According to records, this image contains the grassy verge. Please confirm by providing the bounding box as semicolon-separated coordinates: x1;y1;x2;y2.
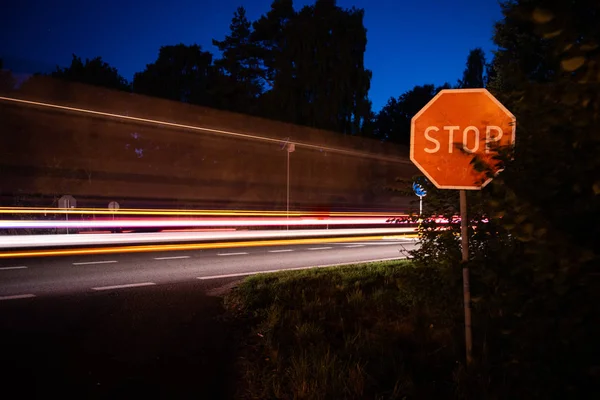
225;261;464;399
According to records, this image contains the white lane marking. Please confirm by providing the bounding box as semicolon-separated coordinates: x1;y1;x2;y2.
0;266;28;270
344;245;365;248
73;260;118;266
154;256;190;260
0;294;36;301
92;282;156;291
307;247;333;250
268;249;293;253
217;252;248;256
197;256;407;281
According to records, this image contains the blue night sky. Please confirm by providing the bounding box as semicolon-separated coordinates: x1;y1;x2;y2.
0;0;503;112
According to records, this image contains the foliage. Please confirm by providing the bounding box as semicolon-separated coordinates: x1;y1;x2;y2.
457;48;487;88
51;54;130;92
372;45;485;147
250;0;374;134
132;43;217;106
225;261;462;399
0;58;16;92
372;83;450;146
409;0;600;397
212;6;264;114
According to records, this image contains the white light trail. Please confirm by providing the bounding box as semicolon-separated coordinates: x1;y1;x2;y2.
0;217;410;229
0;228;417;249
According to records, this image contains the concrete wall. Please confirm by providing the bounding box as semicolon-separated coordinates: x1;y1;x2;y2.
0;78;419;211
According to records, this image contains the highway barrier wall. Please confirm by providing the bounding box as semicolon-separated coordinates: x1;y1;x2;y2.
0;77;419;211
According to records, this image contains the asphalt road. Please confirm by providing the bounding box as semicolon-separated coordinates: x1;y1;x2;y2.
0;238;418;299
0;238;418;398
0;278;246;398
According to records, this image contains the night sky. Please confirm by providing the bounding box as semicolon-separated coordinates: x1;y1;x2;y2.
0;0;502;111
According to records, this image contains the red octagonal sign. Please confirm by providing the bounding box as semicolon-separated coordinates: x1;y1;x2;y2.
410;89;516;190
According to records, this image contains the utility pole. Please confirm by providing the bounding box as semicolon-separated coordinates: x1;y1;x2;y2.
286;142;295;230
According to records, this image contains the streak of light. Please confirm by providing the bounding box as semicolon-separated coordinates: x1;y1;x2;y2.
0;217;411;229
0;206;408;217
0;235;417;259
80;228;238;234
0;96;412;164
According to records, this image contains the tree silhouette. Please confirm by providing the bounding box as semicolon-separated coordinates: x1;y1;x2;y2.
457;47;486;88
212;6;263;114
252;0;372;134
372;83;450;146
0;58;16;92
410;0;600;395
51;54;130;91
132;44;217;106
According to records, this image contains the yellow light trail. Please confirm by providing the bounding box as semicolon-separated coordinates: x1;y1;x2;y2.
0;234;418;259
0;96;412;165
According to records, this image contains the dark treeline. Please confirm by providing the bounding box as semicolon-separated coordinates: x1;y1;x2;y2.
0;0;486;146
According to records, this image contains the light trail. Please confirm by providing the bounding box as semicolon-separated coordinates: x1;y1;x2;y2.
0;234;417;259
0;206;407;217
0;216;412;229
0;96;412;165
0;228;417;249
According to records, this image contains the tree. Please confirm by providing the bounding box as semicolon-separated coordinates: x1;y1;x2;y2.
292;0;372;134
132;44;217;106
0;58;16;92
51;54;130;91
252;0;372;135
372;83;450;146
457;47;487;88
251;0;296;90
212;6;263;114
410;0;599;396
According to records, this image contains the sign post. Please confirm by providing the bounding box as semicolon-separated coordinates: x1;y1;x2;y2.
108;201;120;220
412;181;427;216
410;89;516;366
281;140;295;230
58;195;76;234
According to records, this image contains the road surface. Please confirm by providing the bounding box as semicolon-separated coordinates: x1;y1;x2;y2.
0;238;418;299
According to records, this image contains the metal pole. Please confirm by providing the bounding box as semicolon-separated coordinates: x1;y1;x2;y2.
66;201;69;235
419;196;423;216
286;148;290;230
460;189;473;365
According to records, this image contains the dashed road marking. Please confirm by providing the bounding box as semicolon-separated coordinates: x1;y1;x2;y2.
217;252;248;256
0;294;36;301
307;247;333;250
344;245;365;248
92;282;156;291
268;249;293;253
154;256;190;260
0;266;27;271
73;260;118;266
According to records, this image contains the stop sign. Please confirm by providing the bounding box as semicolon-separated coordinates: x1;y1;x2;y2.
410;89;516;189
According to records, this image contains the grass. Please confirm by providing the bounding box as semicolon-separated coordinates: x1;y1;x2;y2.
225;261;464;399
